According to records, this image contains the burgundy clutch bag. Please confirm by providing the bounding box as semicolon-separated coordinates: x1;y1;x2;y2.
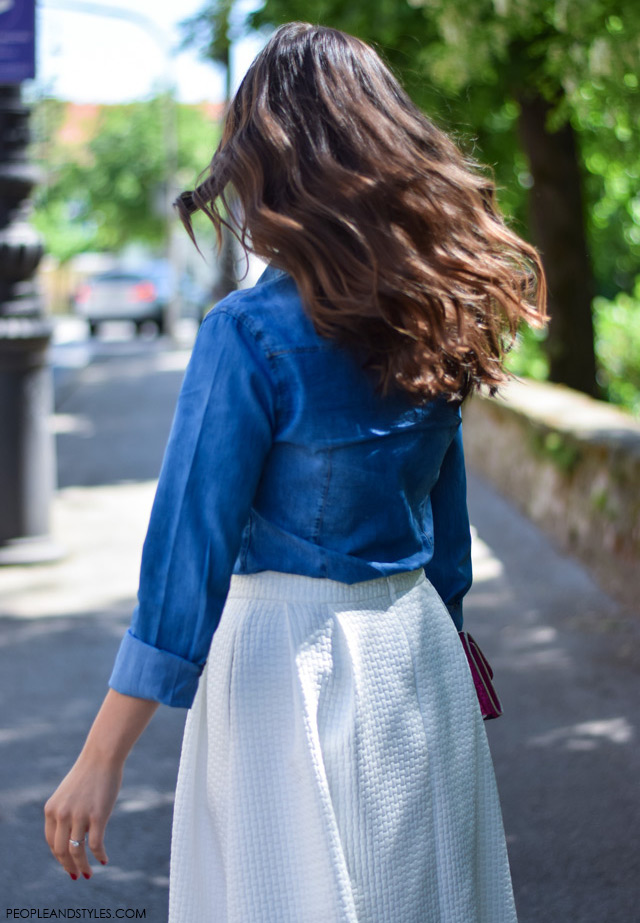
458;631;503;720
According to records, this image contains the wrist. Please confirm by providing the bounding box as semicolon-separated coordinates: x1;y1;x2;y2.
78;733;128;772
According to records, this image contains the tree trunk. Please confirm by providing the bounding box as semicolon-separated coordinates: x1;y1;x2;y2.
214;223;237;301
517;94;597;396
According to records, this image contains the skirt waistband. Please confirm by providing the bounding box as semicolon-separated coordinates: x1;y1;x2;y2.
227;569;426;603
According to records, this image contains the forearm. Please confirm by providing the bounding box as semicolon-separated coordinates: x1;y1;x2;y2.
79;688;159;769
423;425;472;630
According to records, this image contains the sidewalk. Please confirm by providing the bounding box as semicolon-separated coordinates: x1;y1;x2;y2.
1;339;638;921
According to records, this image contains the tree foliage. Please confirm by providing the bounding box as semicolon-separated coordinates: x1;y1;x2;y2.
32;97;220;262
179;0;640;407
180;0;234;68
249;0;639;282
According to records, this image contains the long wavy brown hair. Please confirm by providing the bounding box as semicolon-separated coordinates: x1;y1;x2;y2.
176;22;547;402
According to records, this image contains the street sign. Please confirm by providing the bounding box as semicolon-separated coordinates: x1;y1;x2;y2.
0;0;36;83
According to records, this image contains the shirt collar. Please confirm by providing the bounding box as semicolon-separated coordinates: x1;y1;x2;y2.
257;262;287;286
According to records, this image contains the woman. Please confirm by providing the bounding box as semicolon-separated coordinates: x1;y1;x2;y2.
45;22;546;922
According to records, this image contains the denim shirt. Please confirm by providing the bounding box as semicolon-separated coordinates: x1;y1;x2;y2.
109;265;472;708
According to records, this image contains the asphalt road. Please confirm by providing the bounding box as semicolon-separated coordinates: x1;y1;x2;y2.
0;324;638;921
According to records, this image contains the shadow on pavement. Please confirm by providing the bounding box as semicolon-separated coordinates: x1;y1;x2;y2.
54;349;190;489
0;605;186;916
466;473;640;923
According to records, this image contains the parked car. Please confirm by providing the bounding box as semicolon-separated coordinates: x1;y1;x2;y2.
72;267;169;336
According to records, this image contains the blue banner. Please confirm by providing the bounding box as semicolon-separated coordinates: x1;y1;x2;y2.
0;0;36;83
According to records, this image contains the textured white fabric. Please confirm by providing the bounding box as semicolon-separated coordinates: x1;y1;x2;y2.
169;570;518;923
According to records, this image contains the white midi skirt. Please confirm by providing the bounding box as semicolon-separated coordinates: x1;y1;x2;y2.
168;570;518;923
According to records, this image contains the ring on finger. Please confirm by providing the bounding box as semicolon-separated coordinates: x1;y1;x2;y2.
69;836;86;848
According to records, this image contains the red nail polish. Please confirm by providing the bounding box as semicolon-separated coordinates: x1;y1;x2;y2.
100;860;107;865
70;873;78;881
83;873;91;880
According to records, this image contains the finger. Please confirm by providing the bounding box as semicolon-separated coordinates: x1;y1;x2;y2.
44;812;76;877
88;819;109;866
44;809;58;855
69;832;93;879
53;821;83;878
52;821;76;878
44;797;65;856
46;802;73;874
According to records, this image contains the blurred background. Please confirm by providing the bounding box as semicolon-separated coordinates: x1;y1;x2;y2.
32;0;270;336
25;0;640;414
1;2;639;921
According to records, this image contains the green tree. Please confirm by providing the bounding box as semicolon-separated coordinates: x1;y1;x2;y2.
185;0;640;399
32;96;220;262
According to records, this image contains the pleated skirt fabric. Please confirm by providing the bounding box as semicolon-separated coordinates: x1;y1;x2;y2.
168;570;518;923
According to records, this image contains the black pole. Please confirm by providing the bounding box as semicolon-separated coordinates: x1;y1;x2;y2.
0;84;61;564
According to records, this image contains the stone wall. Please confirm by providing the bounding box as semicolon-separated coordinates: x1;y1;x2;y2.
462;379;640;610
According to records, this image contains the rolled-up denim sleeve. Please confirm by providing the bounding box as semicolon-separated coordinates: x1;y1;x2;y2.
423;423;473;631
109;307;276;707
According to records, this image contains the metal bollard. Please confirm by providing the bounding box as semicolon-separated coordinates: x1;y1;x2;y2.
0;84;62;564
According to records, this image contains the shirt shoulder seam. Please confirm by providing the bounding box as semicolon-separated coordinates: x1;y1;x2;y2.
200;302;284;427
